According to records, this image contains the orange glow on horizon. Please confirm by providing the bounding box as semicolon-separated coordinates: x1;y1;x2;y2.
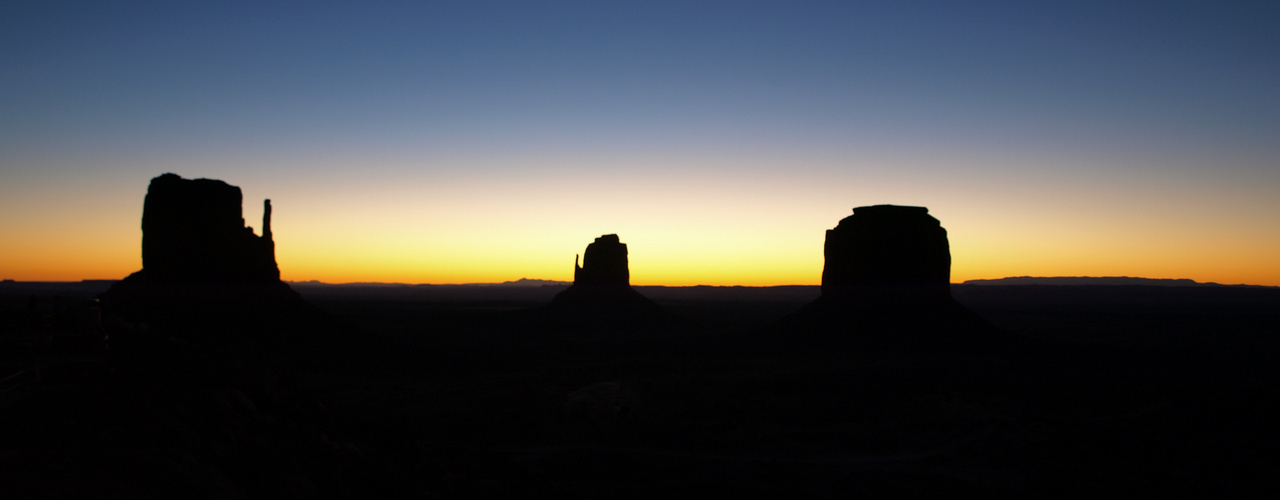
5;206;1280;287
4;156;1278;288
7;247;1279;288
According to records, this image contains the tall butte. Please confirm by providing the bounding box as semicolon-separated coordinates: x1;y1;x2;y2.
573;234;630;286
100;173;299;323
546;234;662;321
139;173;280;283
821;205;951;304
786;205;993;342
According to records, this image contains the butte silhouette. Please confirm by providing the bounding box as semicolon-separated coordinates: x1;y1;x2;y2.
544;234;663;323
783;205;996;347
99;173;302;329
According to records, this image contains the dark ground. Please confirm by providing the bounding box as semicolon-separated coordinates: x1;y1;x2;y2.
2;281;1277;498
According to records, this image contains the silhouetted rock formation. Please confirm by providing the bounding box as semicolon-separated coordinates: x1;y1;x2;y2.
100;174;300;328
573;234;630;286
140;173;281;283
785;205;995;347
546;234;662;323
822;205;951;304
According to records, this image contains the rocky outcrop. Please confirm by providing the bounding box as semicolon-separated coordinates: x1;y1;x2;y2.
139;173;280;283
821;205;951;304
100;174;299;327
573;234;630;287
784;205;994;345
547;234;662;322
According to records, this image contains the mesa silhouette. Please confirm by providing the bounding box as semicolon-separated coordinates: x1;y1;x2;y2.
99;173;302;329
544;234;665;323
92;173;396;369
783;205;998;347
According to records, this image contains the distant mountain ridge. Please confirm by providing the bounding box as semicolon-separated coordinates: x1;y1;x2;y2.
486;278;571;287
962;276;1254;287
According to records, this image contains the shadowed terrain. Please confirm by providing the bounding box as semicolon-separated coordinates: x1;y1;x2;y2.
3;279;1279;498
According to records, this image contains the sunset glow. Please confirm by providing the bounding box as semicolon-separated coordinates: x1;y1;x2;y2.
3;2;1278;287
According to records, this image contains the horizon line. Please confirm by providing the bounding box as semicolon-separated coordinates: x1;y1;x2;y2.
4;276;1275;288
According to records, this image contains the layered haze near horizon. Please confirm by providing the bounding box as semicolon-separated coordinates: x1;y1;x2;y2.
3;1;1278;286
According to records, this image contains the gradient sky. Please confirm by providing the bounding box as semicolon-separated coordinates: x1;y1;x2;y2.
3;1;1278;286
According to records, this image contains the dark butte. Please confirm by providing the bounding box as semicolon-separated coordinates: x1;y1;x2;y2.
548;233;662;321
573;234;630;287
821;204;951;303
140;173;280;283
787;204;995;341
100;173;300;322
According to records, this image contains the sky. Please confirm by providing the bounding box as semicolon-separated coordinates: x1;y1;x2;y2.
3;1;1278;286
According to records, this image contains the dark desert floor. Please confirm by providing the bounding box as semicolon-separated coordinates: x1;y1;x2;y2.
2;281;1278;498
